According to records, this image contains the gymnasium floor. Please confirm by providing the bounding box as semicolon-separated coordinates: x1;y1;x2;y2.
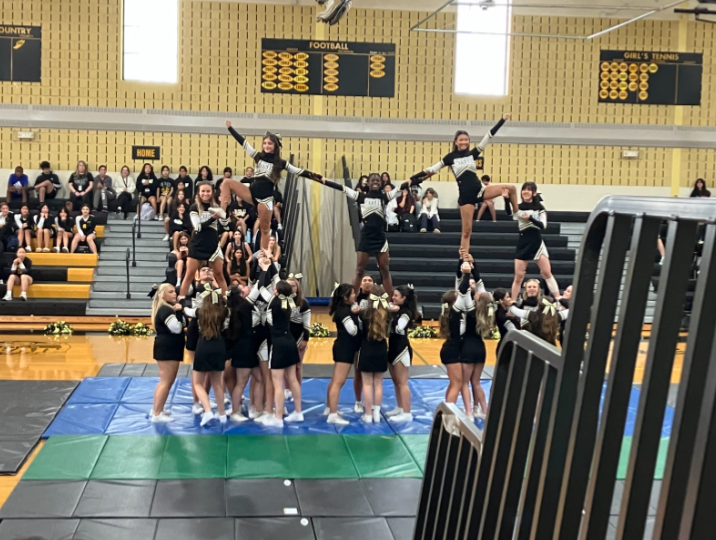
0;316;683;540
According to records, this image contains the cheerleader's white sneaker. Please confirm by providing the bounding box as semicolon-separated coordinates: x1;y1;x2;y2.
354;402;364;414
200;411;215;426
385;407;403;418
285;411;304;423
327;413;349;425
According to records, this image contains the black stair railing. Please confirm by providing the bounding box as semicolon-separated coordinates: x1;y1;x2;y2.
124;248;131;300
131;217;139;268
414;195;716;540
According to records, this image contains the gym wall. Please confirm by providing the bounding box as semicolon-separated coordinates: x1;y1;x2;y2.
0;0;714;203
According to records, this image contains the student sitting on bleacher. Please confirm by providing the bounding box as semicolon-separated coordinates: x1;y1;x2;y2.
32;161;62;203
0;202;17;255
54;206;74;253
2;247;33;301
71;204;98;255
68;161;94;211
14;204;34;251
33;204;55;253
6;166;29;203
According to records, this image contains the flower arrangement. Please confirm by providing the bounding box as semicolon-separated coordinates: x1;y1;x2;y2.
108;318;153;336
43;321;73;335
309;322;331;338
408;325;439;339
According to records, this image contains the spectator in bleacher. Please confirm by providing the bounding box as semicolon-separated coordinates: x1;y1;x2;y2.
14;204;34;251
229;196;256;242
395;186;416;232
168;202;192;250
476;175;497;222
0;202;17;254
136;163;158;217
218;210;236;250
228;244;249;287
381;172;391;188
690;178;708;198
71;204;98;255
54;206;74;253
6;166;29;203
68;161;94;211
2;247;32;301
267;234;282;272
115;165;136;219
33;204;54;253
174;188;190;208
215;167;233;197
225;229;253;265
157;165;175;220
244;166;254;178
273;187;284;234
33;162;61;203
93;165;115;213
419;188;441;233
172;232;191;288
383;183;400;232
176;165;193;201
193;166;214;195
358;175;369;193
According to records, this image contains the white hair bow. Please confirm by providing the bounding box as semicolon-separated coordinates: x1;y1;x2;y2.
441;302;450;315
279;293;296;310
289;273;303;280
370;293;389;310
541;298;557;317
199;284;220;304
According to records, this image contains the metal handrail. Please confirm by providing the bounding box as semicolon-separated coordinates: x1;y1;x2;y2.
124;248;131;300
131;218;138;267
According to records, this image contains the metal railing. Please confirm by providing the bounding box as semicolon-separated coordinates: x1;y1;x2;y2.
124;248;131;300
414;195;716;540
131;217;139;267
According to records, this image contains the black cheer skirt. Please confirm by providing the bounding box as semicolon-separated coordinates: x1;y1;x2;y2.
193;337;227;372
440;339;461;365
358;339;388;373
154;333;186;362
268;334;300;370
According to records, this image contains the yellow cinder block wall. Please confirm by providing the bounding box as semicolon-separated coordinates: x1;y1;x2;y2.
0;0;714;187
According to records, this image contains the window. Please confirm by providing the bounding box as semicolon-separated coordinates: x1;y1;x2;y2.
123;0;178;83
454;1;512;96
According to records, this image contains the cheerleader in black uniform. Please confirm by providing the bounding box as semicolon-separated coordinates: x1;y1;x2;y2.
324;283;359;426
358;285;391;424
287;275;310;388
525;297;564;346
260;258;304;427
511;182;561;301
33;204;54;253
493;288;522;352
252;252;278;424
136;163;158;216
193;285;229;426
438;288;464;404
411;114;518;259
313;172;420;298
71;204;98;254
54;207;74;254
150;283;185;423
226;283;264;422
456;265;494;419
223;120;323;252
386;285;418;423
351;274;375;413
14;205;33;251
178;182;229;299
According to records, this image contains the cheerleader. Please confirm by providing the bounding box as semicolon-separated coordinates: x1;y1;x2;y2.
439;288;464;405
411;114;518;259
149;283;185;423
226;284;264;422
136;163;158;216
2;247;32;302
177;183;229;299
456;266;493;419
33;204;54;253
492;289;523;351
251;252;277;423
358;285;391;423
223;120;323;252
193;285;229;426
157;165;175;223
14;204;33;251
71;204;98;254
313;173;420;298
260;257;304;427
525;298;563;346
455;254;486;293
287;275;310;385
386;285;418;423
511;182;561;301
325;283;359;425
54;207;74;253
558;285;572;344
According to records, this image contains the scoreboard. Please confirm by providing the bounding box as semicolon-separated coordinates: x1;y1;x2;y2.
598;50;702;105
260;38;395;97
0;25;42;82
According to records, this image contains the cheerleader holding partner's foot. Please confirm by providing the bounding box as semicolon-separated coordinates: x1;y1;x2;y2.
411;114;518;259
223;121;323;252
385;285;418;423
